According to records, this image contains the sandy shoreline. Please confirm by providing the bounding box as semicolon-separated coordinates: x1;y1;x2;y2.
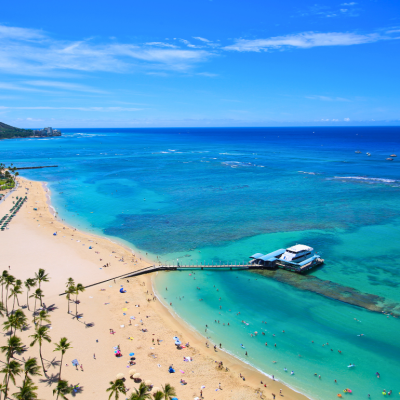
0;177;309;400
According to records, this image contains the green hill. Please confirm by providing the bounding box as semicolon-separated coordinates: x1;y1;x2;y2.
0;122;33;139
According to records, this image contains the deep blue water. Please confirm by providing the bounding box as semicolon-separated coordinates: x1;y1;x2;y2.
2;126;400;399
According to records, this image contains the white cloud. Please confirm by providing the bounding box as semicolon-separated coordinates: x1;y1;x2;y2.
197;72;218;77
24;80;107;93
340;9;348;12
145;42;177;48
341;2;357;5
0;24;212;76
0;25;45;41
344;118;350;121
224;31;385;52
0;106;142;112
193;37;211;43
306;95;350;102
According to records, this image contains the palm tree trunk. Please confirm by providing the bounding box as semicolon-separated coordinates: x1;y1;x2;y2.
5;287;8;315
16;294;20;307
12;295;16;314
1;282;3;305
67;298;70;314
26;289;30;311
59;352;64;380
39;344;46;375
75;294;78;316
4;373;9;400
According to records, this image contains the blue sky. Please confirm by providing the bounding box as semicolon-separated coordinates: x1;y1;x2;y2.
1;0;399;128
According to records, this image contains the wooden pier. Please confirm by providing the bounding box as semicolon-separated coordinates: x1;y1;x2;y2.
59;259;323;295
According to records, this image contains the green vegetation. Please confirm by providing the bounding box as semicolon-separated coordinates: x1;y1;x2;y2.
0;122;33;139
0;163;18;192
0;269;75;400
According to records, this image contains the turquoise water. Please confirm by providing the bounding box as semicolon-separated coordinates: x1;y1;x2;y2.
2;127;400;399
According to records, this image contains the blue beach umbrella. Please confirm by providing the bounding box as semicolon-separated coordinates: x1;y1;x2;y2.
129;352;135;356
175;340;182;346
72;359;79;366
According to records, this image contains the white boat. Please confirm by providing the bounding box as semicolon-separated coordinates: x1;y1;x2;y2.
279;245;315;263
355;151;362;154
386;158;393;161
366;152;371;156
390;154;397;157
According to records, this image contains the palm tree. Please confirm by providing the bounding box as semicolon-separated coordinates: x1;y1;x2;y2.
74;284;85;316
53;337;72;380
52;379;72;400
0;271;8;304
13;310;28;335
37;310;51;327
1;360;22;400
1;336;24;360
34;269;49;302
65;278;74;289
12;377;38;400
30;289;43;318
152;391;164;400
65;286;75;314
5;274;15;315
127;382;151;400
162;384;176;400
9;285;23;313
22;358;41;386
24;279;36;311
29;326;51;375
106;379;125;400
0;301;5;317
3;314;18;336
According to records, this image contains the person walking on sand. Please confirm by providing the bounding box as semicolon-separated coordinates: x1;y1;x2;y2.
80;364;83;371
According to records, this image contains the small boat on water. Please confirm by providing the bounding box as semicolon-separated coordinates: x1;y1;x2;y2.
355;151;362;154
386;158;393;161
390;154;397;157
366;152;371;156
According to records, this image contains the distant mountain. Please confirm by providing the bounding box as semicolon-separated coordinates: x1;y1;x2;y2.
0;122;33;139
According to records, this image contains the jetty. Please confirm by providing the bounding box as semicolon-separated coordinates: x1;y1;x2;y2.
59;256;324;295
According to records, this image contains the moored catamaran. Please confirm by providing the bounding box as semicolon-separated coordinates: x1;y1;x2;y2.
250;244;324;273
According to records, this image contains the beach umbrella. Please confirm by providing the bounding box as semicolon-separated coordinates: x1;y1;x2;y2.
133;373;140;379
129;352;135;356
71;359;79;366
144;380;152;386
116;373;124;380
173;336;179;340
175;340;182;346
129;369;136;376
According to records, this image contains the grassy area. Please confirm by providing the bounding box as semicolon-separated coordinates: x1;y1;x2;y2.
0;179;15;191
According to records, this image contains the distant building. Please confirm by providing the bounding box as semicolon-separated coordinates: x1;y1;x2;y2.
33;127;61;137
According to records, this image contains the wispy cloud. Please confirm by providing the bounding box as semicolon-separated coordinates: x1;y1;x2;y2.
0;24;213;76
193;37;210;43
145;42;177;48
305;95;350;102
24;80;108;93
224;31;387;52
0;106;143;112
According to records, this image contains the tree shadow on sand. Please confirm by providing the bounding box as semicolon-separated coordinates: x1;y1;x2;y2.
39;373;59;387
84;322;95;328
44;356;60;371
71;384;84;397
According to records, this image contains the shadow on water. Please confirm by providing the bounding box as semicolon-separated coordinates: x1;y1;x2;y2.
252;268;400;316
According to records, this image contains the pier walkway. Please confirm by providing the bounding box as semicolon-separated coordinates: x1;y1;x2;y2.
59;263;256;295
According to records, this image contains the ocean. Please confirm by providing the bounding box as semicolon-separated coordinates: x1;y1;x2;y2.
2;126;400;399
